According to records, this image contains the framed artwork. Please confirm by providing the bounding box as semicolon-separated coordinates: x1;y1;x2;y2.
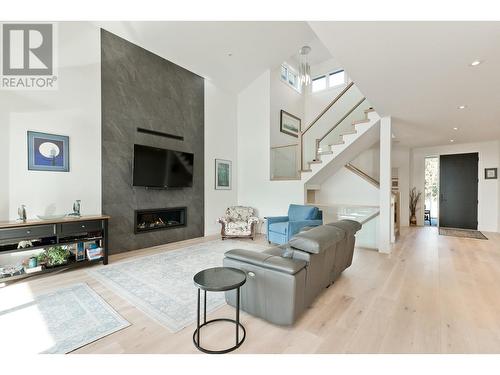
215;159;232;190
280;110;301;138
485;168;498;180
391;177;399;191
27;131;69;172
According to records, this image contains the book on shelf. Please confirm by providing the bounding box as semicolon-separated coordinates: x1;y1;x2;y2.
86;247;103;261
67;243;86;262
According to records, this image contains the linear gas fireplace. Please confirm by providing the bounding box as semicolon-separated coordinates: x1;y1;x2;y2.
135;207;187;234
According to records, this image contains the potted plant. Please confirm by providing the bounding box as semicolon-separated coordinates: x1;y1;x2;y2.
409;187;422;226
37;246;70;268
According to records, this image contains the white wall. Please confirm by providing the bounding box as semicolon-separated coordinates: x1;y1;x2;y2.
270;64;304;147
316;168;379;206
204;81;238;235
350;145;380;182
0;22;102;220
237;70;303;228
411;140;500;232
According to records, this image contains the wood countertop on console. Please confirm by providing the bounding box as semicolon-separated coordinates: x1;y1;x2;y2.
0;215;111;229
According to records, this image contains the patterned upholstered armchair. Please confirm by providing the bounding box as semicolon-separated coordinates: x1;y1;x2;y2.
218;206;260;240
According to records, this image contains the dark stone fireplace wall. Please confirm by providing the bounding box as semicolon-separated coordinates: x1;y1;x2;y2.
101;29;204;254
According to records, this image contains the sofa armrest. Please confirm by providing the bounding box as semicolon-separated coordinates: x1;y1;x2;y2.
225;249;306;275
248;216;260;224
266;216;289;224
266;216;288;235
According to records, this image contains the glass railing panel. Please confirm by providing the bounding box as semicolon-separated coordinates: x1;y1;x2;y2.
270;144;300;180
318;99;372;153
302;84;364;168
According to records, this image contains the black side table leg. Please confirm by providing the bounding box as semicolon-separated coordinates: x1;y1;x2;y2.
204;290;207;324
197;288;201;346
236;287;240;345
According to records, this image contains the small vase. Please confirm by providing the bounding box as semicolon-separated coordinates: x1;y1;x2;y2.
410;215;417;226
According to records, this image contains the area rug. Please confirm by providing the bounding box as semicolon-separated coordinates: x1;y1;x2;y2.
88;239;269;333
439;227;488;240
0;283;130;354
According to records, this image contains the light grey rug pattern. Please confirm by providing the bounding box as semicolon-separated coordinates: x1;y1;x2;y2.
0;283;130;354
89;239;269;333
439;227;488;240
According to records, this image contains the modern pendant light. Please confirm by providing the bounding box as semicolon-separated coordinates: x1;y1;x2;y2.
298;46;312;88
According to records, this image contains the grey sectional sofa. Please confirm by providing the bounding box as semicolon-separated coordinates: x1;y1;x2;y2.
223;220;362;325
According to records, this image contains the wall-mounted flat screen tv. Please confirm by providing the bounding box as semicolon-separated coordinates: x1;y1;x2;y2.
133;144;194;188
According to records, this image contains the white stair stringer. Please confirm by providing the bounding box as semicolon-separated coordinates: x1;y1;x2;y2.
301;112;381;188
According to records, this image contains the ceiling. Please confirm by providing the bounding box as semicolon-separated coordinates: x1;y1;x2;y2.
96;21;331;93
309;21;500;147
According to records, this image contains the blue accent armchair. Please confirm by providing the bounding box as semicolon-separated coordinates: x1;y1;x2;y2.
266;204;323;245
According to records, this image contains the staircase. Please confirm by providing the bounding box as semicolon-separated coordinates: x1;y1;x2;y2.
294;81;381;187
268;80;400;249
268;81;397;249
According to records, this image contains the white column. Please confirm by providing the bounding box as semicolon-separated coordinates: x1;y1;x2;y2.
379;116;392;253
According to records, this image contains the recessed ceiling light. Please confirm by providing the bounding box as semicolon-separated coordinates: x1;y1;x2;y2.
450;139;455;143
453;127;458;130
470;60;482;66
458;105;466;110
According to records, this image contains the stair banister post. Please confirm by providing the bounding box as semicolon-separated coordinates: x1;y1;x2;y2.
315;139;320;161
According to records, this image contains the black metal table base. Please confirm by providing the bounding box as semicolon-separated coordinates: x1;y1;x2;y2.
193;287;245;354
192;318;246;354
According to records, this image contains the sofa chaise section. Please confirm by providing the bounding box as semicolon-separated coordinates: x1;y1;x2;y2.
223;220;362;325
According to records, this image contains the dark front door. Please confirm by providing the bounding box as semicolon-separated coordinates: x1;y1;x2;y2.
439;153;478;229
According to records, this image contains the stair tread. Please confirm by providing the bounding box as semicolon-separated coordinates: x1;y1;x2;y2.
340;129;357;136
301;169;312;173
352;118;370;125
309;160;322;164
318;151;333;155
329;140;345;146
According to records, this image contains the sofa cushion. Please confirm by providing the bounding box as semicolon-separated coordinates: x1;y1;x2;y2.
225;249;306;275
227;220;249;231
288;204;318;221
224;220;251;235
289;225;345;254
268;221;288;235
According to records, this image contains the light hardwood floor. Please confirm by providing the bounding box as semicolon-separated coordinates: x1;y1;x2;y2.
2;226;500;353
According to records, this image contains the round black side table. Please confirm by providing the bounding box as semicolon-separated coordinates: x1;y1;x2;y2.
193;267;246;354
